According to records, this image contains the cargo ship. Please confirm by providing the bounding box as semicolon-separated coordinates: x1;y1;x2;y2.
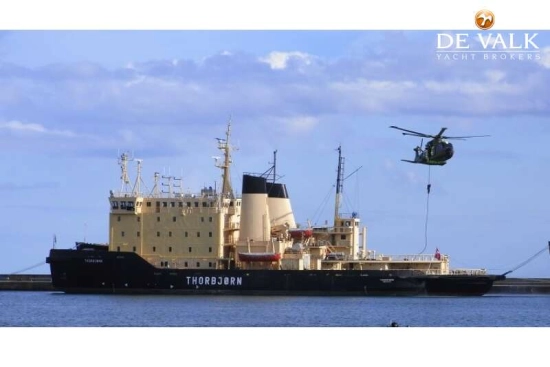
46;122;505;296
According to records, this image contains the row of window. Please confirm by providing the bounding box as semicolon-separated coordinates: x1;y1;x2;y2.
112;201;139;210
146;201;215;208
117;216;214;223
112;200;241;210
121;231;214;238
122;246;214;253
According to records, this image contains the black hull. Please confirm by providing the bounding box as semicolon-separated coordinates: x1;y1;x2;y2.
46;249;503;297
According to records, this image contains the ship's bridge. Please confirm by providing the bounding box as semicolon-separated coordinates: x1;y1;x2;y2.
110;194;144;215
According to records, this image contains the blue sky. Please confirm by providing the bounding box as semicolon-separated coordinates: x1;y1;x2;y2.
1;30;550;277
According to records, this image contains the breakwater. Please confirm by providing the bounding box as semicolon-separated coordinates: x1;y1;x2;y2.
0;274;54;291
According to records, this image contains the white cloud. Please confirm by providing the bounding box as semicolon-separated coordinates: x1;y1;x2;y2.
423;79;517;95
283;116;318;133
259;51;312;70
0;120;76;137
485;70;506;83
536;47;550;68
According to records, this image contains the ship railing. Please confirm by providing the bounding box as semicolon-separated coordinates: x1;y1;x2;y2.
450;268;488;276
376;255;440;262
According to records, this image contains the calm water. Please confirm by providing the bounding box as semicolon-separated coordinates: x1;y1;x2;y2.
1;291;549;327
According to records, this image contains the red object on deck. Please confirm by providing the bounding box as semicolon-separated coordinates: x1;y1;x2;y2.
435;248;441;260
289;228;313;239
238;252;282;262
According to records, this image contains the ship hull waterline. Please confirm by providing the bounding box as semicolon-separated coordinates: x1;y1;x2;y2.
46;249;504;297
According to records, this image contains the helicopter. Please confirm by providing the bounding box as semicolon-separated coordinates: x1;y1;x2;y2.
390;126;490;166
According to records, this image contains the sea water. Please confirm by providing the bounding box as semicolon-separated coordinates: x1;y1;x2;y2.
1;291;548;366
0;291;549;327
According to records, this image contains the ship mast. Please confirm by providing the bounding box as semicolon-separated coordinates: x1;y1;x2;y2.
132;159;143;196
272;150;277;184
119;152;132;194
216;120;235;199
334;145;345;225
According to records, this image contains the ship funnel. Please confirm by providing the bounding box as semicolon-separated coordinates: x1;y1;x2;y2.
240;174;271;242
266;182;296;230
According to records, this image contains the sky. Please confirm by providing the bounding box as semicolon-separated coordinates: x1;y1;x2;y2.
1;29;550;278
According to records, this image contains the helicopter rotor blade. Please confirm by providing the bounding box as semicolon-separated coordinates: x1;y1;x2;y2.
435;128;448;139
443;135;491;140
389;126;433;138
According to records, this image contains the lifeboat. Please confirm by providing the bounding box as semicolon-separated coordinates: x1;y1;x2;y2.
288;228;313;239
238;252;282;262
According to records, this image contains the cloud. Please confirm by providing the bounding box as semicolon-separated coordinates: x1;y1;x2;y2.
259;51;313;70
282;116;318;133
536;47;550;68
0;120;77;137
1;32;550;159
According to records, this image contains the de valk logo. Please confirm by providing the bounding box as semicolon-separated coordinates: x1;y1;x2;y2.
435;9;541;61
475;9;495;30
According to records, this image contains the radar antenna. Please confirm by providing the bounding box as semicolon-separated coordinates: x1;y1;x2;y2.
215;118;238;199
118;152;133;194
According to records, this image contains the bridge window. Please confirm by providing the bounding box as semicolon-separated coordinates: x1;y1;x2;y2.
137;231;140;237
197;232;201;238
185;232;188;238
196;262;200;267
209;262;213;268
184;262;188;267
209;232;213;238
153;246;156;252
117;216;121;222
187;202;191;207
194;202;199;208
157;232;160;237
341;235;346;240
229;201;234;207
157;217;160;222
146;202;151;207
169;247;172;253
201;217;204;222
209;217;213;222
202;202;207;207
179;202;183;208
169;231;172;237
133;246;136;252
156;202;160;207
189;247;192;253
209;247;212;253
137;217;140;222
170;202;175;208
117;246;120;252
173;217;176;222
121;231;125;237
111;201;119;209
162;202;167;207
